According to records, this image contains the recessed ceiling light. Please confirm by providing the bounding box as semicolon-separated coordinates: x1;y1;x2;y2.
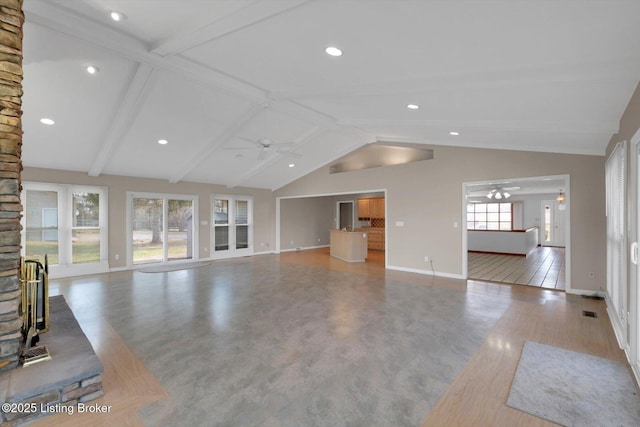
406;104;420;110
40;118;55;125
288;163;295;168
325;46;342;57
158;139;168;145
110;11;126;22
85;65;99;75
449;131;460;136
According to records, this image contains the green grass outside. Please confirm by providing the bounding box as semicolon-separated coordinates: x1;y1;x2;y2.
133;239;190;262
26;241;99;265
27;239;190;265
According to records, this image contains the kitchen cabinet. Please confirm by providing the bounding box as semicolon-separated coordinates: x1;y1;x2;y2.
357;197;384;219
357;199;370;219
355;227;385;251
370;198;384;218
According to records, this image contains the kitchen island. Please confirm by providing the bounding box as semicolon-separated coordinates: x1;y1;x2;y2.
330;229;368;262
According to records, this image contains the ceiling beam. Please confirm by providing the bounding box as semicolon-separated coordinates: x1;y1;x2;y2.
24;0;267;103
269;57;640;101
338;118;620;136
24;0;343;138
152;0;311;57
88;63;157;177
168;105;265;184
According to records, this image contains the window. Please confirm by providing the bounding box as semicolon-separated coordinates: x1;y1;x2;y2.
606;141;626;336
467;203;512;230
21;183;108;277
212;195;253;258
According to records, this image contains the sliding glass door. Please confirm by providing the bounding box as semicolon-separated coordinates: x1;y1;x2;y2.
212;195;252;258
132;197;164;264
22;183;108;277
129;193;197;265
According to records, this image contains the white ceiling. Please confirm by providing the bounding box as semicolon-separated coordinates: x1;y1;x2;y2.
21;0;640;190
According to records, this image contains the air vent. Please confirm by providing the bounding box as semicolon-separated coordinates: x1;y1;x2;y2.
581;294;604;301
582;310;598;318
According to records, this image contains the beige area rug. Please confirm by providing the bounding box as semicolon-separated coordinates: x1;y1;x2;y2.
137;261;212;273
507;341;640;427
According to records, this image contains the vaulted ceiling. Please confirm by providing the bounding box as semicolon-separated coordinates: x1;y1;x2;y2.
21;0;640;190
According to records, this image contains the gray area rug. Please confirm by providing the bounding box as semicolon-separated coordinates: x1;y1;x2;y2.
507;341;640;427
137;260;211;273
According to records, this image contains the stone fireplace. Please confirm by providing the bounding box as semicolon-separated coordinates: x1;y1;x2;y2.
0;0;25;374
0;7;105;424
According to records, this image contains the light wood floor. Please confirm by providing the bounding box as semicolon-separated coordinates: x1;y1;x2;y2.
30;247;633;426
468;246;566;290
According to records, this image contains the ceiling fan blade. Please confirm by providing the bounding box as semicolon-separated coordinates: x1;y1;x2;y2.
272;141;294;148
239;136;265;148
223;147;251;151
275;149;302;158
257;149;268;161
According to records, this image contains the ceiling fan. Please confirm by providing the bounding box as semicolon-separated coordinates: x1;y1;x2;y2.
466;182;521;199
226;137;302;161
485;186;521;199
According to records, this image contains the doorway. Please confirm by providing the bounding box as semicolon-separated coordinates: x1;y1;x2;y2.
463;175;571;291
128;192;198;266
212;195;253;259
337;201;354;230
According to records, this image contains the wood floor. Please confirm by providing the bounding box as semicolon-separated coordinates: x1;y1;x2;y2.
468;246;566;289
29;247;632;426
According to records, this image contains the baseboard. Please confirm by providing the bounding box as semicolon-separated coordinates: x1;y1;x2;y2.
280;244;330;253
603;292;628;351
386;265;465;280
632;361;640;390
565;288;606;297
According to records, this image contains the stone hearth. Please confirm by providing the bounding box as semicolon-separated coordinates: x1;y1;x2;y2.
0;295;104;425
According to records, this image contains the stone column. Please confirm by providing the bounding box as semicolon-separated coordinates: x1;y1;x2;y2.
0;0;23;373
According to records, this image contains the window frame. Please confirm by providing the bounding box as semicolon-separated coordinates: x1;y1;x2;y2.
126;191;199;266
466;202;513;231
21;182;109;278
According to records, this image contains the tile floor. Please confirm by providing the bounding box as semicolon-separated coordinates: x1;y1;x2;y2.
468;247;565;289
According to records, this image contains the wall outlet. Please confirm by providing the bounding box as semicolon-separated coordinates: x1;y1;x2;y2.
424;256;430;262
115;254;119;260
204;247;208;252
290;240;294;245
